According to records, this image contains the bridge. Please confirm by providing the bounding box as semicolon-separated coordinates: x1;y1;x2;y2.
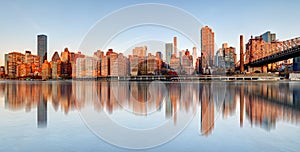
236;37;300;71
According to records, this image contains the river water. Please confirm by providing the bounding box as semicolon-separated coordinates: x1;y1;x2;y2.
0;80;299;152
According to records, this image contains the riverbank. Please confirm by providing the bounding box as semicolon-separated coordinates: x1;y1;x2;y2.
2;72;297;82
0;75;288;82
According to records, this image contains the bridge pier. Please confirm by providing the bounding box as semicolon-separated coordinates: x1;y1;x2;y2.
262;65;268;73
269;63;276;71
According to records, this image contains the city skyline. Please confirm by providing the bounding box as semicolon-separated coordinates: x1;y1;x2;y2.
1;0;300;66
1;31;299;79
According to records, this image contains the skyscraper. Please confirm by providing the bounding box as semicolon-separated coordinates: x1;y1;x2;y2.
165;43;173;65
201;26;215;68
173;37;177;57
37;34;47;64
155;52;163;74
192;46;197;66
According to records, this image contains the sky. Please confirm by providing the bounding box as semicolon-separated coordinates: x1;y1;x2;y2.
1;0;300;65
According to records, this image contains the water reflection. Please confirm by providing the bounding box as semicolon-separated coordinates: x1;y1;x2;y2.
0;81;300;135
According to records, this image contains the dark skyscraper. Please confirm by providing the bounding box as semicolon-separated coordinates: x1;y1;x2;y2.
37;34;47;64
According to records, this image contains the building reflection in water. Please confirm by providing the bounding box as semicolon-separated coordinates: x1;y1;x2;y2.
37;89;47;128
37;83;48;128
243;83;300;130
0;81;300;135
200;84;215;136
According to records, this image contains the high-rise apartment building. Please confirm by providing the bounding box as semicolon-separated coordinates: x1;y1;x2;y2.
110;53;119;76
170;54;180;73
165;43;173;65
147;53;157;74
51;51;61;79
42;60;51;80
155;52;163;74
111;53;129;76
195;57;202;74
182;50;194;75
173;37;177;57
75;57;85;78
75;56;97;78
201;26;215;68
51;61;61;79
222;43;236;72
129;55;139;76
192;47;197;66
7;52;25;78
85;57;98;78
100;49;118;76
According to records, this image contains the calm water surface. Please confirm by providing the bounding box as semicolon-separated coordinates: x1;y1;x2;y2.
0;80;300;152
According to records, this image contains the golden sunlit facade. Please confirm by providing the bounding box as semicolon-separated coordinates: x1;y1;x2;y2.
201;26;215;67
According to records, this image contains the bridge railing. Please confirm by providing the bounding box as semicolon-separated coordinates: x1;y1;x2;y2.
283;37;300;50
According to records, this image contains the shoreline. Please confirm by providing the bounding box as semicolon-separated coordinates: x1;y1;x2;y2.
0;75;297;82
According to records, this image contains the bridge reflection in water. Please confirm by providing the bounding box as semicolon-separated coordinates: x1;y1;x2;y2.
1;81;300;136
